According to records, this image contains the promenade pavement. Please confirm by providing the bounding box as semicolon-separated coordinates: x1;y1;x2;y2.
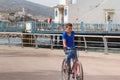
0;46;120;80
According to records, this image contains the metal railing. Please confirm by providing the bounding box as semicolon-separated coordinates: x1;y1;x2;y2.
0;21;25;32
0;32;120;54
1;21;120;34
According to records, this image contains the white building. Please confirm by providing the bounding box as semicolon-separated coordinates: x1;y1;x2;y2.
54;0;120;23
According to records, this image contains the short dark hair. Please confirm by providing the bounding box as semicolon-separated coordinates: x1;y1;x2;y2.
66;23;72;28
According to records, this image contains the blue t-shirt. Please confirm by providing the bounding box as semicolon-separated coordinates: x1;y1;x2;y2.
62;31;75;48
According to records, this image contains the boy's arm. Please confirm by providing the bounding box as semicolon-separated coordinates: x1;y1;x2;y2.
63;39;67;50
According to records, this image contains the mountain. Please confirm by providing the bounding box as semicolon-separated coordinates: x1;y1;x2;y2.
0;0;54;17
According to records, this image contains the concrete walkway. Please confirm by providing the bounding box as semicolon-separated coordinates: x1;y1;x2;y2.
0;46;120;80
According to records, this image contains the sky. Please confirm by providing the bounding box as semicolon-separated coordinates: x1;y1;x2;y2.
27;0;59;7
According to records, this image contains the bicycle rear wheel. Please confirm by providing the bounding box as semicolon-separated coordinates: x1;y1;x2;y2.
73;62;83;80
61;58;70;80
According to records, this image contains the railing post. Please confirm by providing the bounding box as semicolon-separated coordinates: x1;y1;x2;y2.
33;34;38;48
7;34;11;47
83;36;87;53
80;21;84;33
103;36;108;54
1;21;5;31
21;33;24;48
51;21;54;32
107;21;111;33
50;35;53;50
31;21;35;33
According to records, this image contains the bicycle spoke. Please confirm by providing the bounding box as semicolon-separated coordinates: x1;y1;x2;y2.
61;59;70;80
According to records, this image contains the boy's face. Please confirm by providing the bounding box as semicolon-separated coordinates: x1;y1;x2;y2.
66;26;72;33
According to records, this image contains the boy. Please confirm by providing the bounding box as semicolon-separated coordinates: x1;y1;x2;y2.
62;23;77;71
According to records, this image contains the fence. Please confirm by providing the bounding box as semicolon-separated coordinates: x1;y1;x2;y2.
0;32;120;54
0;21;25;32
1;21;120;34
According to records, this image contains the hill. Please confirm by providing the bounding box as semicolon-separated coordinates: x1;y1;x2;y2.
0;0;54;17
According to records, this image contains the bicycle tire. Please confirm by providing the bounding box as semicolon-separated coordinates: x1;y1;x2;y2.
73;62;84;80
61;58;70;80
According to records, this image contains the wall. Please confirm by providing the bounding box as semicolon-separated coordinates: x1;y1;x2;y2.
79;0;120;23
54;8;60;23
67;0;103;23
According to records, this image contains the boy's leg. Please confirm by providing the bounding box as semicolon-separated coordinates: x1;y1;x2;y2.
65;49;77;64
65;50;73;72
66;50;72;65
71;50;77;62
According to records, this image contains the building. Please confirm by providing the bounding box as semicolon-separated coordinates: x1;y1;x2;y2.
0;13;9;22
54;0;120;23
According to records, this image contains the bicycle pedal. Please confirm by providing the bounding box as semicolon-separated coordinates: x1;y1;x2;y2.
69;70;72;73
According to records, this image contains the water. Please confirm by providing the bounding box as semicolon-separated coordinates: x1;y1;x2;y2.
0;37;51;46
37;38;50;45
0;37;21;45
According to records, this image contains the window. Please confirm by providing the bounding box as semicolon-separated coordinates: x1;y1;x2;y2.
55;10;58;17
104;9;114;22
64;9;67;16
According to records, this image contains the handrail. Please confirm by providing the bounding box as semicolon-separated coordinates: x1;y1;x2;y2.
1;21;120;34
0;32;120;54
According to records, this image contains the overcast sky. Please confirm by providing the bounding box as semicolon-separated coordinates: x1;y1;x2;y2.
27;0;59;7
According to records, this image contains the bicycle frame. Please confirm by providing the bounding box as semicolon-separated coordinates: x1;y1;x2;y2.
69;58;78;74
61;48;83;80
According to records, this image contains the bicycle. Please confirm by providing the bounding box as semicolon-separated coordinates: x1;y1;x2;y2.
61;48;83;80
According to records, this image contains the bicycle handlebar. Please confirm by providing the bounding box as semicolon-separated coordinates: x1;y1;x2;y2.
65;47;80;58
66;47;80;50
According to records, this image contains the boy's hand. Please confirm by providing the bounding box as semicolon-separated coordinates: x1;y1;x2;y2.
64;46;67;50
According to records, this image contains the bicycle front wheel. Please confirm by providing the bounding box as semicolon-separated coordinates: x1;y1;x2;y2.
61;58;70;80
73;62;83;80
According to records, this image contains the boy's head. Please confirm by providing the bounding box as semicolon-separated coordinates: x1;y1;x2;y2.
66;23;72;33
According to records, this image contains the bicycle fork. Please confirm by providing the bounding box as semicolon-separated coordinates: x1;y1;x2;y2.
73;60;78;80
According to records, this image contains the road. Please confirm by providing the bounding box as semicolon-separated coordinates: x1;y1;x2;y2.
0;46;120;80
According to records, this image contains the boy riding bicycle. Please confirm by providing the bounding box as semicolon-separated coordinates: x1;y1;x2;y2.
62;23;77;72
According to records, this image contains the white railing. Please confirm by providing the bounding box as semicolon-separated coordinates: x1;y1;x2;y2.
0;32;120;54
